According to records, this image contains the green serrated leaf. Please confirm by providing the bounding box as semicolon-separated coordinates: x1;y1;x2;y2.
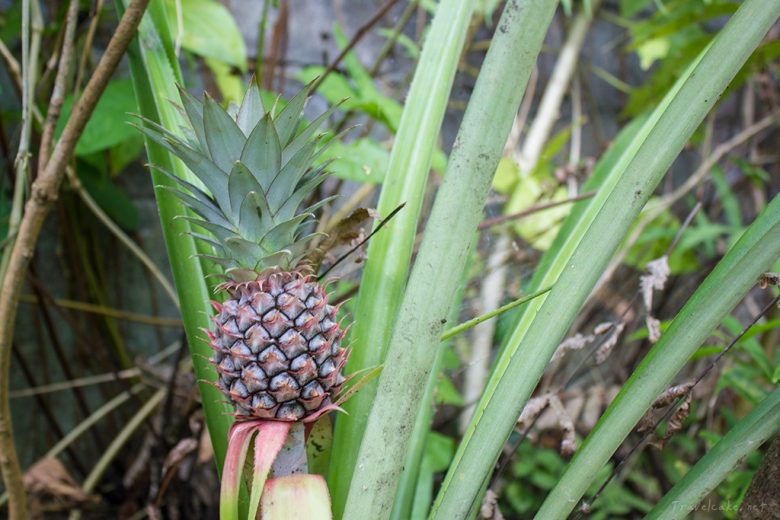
236;79;264;135
202;96;246;173
274;83;309;146
241;114;282;191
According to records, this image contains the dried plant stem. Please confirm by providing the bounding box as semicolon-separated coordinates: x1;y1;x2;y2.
0;40;22;96
459;240;509;433
38;0;79;172
69;389;166;520
0;384;146;508
0;1;150;517
368;0;417;77
459;2;600;434
74;0;105;94
19;293;182;326
478;191;595;229
0;0;42;281
576;293;780;517
515;1;600;173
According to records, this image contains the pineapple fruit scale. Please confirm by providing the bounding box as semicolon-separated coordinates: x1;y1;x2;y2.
139;80;348;422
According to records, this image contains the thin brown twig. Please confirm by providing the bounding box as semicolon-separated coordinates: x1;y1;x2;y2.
0;1;150;517
38;0;79;174
368;0;417;77
310;0;400;94
263;0;288;91
478;191;596;230
66;166;179;306
19;294;182;326
0;37;44;124
74;0;105;95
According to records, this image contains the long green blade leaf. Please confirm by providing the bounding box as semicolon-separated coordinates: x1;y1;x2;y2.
328;1;475;515
342;1;559;518
119;0;234;468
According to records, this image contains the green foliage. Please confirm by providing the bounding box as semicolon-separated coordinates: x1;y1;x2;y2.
164;0;247;71
328;1;476;514
621;0;744;115
501;442;653;519
55;79;138;156
46;0;777;517
316;137;388;184
298;25;446;180
497;126;575;249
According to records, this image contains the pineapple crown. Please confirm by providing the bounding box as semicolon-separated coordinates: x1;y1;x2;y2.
137;79;341;279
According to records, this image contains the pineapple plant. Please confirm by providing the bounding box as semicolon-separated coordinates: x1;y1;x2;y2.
137;79;349;518
137;80;348;423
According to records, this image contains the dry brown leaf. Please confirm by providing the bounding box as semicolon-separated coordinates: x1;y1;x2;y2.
548;395;576;457
303;208;378;276
479;489;505;520
758;272;780;288
198;426;214;465
517;395;550;430
163;437;198;476
551;333;595;364
640;256;670;344
23;457;91;503
656;393;692;449
595;321;625;364
637;382;694;448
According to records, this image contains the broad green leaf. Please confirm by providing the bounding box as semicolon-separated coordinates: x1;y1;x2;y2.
205;57;245;103
434;374;465;406
317;138;389;184
165;0;247;71
108;133;145;174
492;157;519;194
425;432;456;473
55;79;138;156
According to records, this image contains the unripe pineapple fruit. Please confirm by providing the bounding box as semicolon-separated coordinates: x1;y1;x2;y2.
210;273;346;420
139;80;348;421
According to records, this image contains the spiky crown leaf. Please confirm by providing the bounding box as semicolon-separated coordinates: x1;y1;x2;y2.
138;80;340;278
